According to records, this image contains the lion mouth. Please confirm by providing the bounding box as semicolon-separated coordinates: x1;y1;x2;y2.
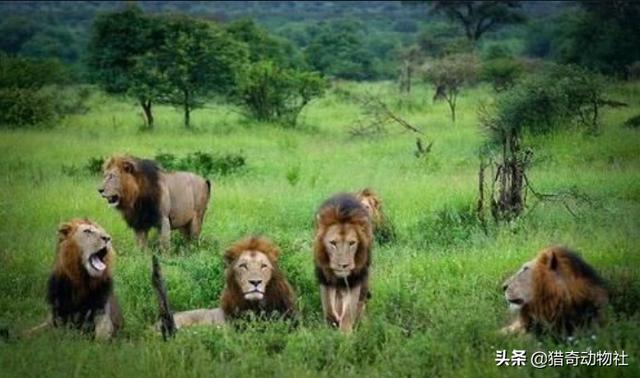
332;269;351;278
244;290;264;300
508;298;524;306
89;247;108;272
105;195;120;207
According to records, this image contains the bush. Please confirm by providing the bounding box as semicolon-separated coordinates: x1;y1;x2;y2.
235;61;327;127
412;203;481;248
486;64;605;137
154;151;246;177
0;87;56;127
0;56;86;128
480;58;524;92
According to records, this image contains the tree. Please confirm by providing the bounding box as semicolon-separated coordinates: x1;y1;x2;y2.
429;1;525;43
155;16;247;128
87;6;163;128
477;64;607;222
0;56;74;128
304;20;375;80
480;57;523;92
234;61;327;127
226;18;299;68
424;53;479;122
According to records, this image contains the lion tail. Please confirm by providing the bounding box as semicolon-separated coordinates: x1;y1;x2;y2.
151;255;176;340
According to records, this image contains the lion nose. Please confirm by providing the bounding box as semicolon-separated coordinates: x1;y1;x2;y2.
101;235;111;243
249;279;262;287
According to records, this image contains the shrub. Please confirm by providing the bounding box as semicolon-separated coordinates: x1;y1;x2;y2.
480;58;524;92
154;151;246;177
0;87;55;127
235;61;327;127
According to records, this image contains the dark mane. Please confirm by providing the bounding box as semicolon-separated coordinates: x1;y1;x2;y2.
123;157;162;232
561;248;607;287
314;193;373;288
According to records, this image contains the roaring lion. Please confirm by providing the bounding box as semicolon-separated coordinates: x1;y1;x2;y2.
355;188;395;244
502;246;609;337
314;193;373;333
99;155;211;249
27;219;123;340
154;236;296;330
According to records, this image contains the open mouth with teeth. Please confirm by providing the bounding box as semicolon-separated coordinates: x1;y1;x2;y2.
89;247;108;272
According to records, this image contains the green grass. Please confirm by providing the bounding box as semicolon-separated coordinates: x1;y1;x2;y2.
1;82;639;377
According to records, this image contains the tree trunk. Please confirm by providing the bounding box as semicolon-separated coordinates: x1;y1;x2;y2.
140;99;154;129
447;92;457;122
183;90;190;129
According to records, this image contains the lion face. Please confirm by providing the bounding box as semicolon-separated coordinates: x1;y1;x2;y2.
232;251;273;301
322;224;359;278
60;220;112;278
502;259;534;311
98;158;135;208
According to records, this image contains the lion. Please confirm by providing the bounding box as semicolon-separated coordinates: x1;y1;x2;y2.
154;236;296;330
98;155;211;249
355;188;395;244
314;193;373;333
26;219;123;340
501;246;609;337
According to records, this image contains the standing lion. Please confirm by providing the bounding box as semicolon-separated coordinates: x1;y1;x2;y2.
355;188;396;244
27;219;123;340
314;193;373;333
502;246;609;337
98;155;211;249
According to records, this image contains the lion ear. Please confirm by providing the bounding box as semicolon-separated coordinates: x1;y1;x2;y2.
223;250;235;266
57;222;73;241
548;250;558;271
122;160;135;174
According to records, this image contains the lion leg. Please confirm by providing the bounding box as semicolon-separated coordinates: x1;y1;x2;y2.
339;285;361;334
159;217;171;250
24;317;52;338
188;216;202;240
159;308;225;330
501;318;526;335
94;312;114;341
319;285;338;327
136;230;148;249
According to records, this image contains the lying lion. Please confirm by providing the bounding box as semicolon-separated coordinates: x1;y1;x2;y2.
153;236;297;330
502;246;609;337
26;219;123;340
99;155;211;249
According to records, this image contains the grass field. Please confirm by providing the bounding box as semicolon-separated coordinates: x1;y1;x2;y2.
0;82;639;377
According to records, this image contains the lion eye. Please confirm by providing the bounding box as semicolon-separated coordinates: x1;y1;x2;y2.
329;241;337;247
238;263;248;270
83;229;92;234
522;266;529;271
261;264;268;269
348;240;356;246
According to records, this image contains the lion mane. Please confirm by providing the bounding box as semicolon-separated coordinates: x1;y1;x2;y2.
48;219;123;335
104;156;163;232
220;236;296;319
314;193;373;289
517;246;608;336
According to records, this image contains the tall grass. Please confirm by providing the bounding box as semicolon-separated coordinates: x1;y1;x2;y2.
0;82;638;377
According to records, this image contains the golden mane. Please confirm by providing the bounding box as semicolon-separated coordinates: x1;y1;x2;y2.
53;218;114;294
522;246;608;335
220;236;296;319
